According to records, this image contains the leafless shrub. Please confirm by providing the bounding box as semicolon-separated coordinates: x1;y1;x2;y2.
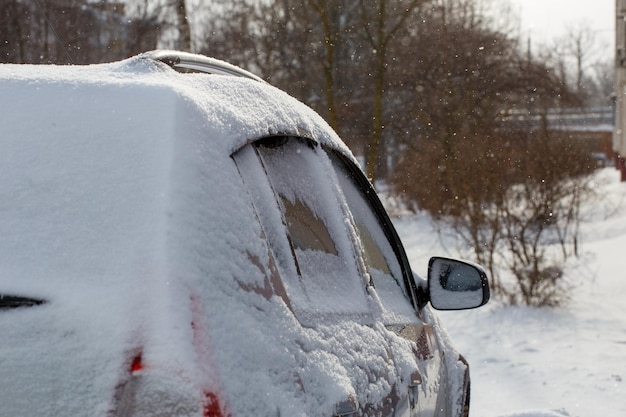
393;123;597;307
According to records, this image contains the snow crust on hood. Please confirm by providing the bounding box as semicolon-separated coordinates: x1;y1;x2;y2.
0;57;426;416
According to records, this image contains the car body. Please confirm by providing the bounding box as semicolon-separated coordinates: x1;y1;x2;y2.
0;51;489;417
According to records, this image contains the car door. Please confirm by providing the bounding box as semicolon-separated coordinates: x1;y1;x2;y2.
324;148;445;417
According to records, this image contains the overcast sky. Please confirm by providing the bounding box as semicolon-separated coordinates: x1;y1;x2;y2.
508;0;615;50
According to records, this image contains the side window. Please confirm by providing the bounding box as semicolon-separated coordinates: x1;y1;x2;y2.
233;137;370;317
326;150;417;320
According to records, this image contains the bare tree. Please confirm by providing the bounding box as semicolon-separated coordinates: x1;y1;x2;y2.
590;59;615;106
0;0;28;63
125;0;163;56
174;0;191;51
196;0;432;177
496;127;596;306
551;21;600;104
357;0;423;183
306;0;341;130
388;0;595;306
1;0;161;64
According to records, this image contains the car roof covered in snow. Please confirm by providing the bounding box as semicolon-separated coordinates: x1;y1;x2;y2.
0;51;356;293
0;51;350;155
0;53;369;415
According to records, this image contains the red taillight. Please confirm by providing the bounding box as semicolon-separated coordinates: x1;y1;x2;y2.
130;353;143;373
203;392;225;417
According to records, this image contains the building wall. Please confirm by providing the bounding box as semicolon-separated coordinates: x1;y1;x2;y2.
615;0;626;179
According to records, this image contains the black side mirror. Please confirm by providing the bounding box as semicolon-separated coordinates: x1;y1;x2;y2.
427;257;490;310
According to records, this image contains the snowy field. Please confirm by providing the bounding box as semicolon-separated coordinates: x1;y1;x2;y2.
395;167;626;417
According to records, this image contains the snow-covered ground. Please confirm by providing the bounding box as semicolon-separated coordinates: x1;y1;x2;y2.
396;167;626;417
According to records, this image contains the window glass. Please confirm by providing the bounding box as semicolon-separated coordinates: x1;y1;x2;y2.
326;151;416;320
234;138;370;317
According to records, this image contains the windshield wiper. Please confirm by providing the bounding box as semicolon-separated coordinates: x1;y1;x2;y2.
0;294;46;309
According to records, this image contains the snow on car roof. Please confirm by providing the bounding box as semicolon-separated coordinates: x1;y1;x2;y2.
0;54;350;155
0;52;354;295
0;55;408;416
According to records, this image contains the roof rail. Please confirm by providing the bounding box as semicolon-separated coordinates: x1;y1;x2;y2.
141;50;265;83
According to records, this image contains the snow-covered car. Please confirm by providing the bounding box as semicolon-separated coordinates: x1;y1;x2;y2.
0;50;489;417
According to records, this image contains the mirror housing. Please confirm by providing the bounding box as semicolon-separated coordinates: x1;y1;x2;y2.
427;257;490;310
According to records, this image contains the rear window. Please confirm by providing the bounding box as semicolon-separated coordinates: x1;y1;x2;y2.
233;137;370;318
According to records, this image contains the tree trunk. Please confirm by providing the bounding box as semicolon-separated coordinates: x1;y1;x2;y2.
175;0;192;51
367;48;386;183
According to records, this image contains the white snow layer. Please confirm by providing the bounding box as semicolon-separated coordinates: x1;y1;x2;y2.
397;168;626;417
0;56;449;417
